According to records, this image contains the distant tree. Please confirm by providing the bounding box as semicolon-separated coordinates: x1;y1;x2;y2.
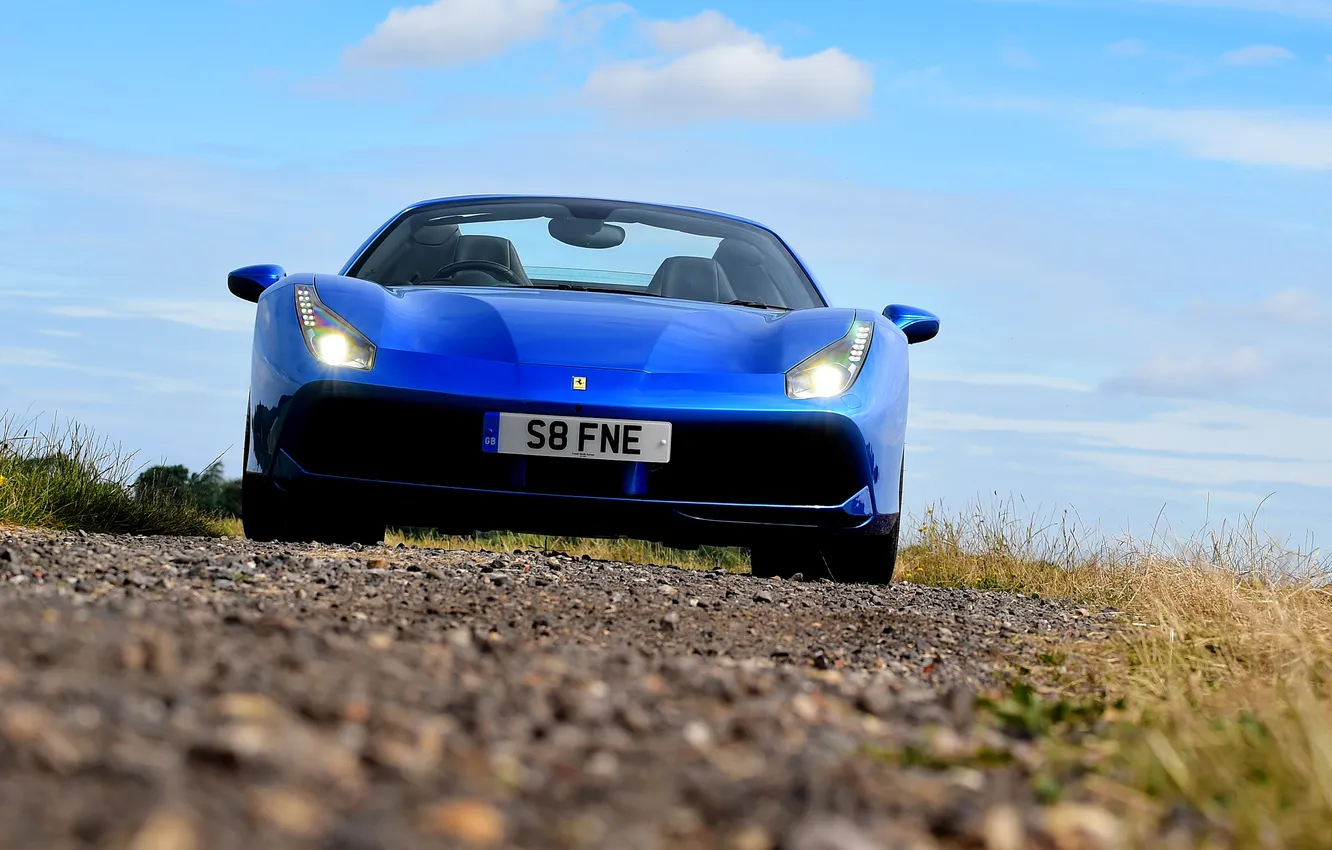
133;461;243;517
188;461;227;513
219;476;243;517
134;464;191;503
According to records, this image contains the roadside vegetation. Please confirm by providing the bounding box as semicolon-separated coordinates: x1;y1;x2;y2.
902;500;1332;848
5;415;1330;846
0;417;219;536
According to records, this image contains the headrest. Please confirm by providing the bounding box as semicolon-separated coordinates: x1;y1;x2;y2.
455;234;519;264
450;235;531;285
647;256;737;304
411;223;460;246
713;238;766;267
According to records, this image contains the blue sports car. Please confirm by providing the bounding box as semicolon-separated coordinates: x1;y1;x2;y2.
228;196;938;583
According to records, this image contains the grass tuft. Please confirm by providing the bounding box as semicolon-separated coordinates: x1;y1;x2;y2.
1;415;219;537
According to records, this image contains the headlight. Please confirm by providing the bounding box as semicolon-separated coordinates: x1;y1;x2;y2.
294;284;376;370
785;319;874;399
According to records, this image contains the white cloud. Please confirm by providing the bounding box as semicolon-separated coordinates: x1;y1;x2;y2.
1222;44;1295;65
1136;0;1332;19
1068;450;1332;489
0;347;68;369
582;11;872;124
0;345;237;397
1106;38;1149;56
916;370;1094;392
645;8;752;52
1096;107;1332;170
1253;288;1330;325
46;300;252;332
1101;345;1270;398
1000;44;1041;69
914;402;1332;465
342;0;563;68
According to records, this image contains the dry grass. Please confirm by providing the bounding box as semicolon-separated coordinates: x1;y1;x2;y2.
901;499;1332;847
211;519;748;569
385;528;750;571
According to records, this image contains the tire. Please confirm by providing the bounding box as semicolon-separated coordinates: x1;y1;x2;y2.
240;407;384;546
749;543;818;580
750;454;903;584
241;472;286;542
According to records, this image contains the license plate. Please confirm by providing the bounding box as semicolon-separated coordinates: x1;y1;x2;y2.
482;412;672;463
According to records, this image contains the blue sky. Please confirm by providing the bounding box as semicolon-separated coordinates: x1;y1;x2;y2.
2;0;1330;550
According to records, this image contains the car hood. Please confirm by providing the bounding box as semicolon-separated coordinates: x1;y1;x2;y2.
312;275;856;374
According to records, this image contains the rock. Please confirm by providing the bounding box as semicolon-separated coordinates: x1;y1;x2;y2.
1042;804;1125;850
982;806;1026;850
249;787;329;838
420;799;507;846
855;684;893;717
754;591;775;604
787;815;884;850
128;807;198;850
727;823;775;850
683;721;712;751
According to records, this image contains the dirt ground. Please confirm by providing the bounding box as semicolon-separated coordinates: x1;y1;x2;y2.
0;528;1119;850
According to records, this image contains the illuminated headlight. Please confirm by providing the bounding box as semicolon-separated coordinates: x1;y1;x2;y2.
294;284;376;370
785;319;874;399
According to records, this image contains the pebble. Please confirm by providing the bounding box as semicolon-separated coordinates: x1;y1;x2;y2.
420;799;507;846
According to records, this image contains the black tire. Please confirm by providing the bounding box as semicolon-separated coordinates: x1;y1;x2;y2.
241;472;285;542
241;407;284;543
813;521;899;584
750;454;903;584
240;408;384;546
749;543;819;579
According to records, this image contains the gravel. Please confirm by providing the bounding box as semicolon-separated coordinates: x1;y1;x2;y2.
0;528;1122;850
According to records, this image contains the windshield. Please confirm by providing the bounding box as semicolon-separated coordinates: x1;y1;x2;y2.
346;198;825;310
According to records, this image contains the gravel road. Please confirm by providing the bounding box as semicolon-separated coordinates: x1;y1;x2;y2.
0;528;1120;850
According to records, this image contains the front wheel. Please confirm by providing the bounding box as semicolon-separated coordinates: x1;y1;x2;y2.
750;453;903;584
749;521;899;584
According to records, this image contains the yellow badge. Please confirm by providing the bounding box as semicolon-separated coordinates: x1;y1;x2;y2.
572;376;587;391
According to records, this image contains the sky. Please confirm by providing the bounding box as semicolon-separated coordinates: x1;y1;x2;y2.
1;0;1330;552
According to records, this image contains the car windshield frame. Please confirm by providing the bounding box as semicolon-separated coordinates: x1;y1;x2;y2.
342;196;828;310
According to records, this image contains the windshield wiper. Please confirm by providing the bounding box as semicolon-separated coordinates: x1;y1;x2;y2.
726;299;792;311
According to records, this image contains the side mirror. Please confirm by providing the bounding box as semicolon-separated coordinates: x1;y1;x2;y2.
228;264;287;303
883;304;939;344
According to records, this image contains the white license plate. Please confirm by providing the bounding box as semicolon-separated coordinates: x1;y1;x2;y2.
482;412;672;463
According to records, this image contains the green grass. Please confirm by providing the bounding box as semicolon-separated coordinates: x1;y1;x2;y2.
1;417;219;536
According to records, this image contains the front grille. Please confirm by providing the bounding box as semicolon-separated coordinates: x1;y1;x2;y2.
651;420;864;506
281;389;866;506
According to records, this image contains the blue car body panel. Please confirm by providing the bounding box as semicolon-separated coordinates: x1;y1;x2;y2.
242;196;926;549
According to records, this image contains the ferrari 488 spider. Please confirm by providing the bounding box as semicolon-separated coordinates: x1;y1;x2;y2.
229;196;938;583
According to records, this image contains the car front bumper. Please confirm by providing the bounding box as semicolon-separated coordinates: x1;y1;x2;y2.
249;378;899;549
